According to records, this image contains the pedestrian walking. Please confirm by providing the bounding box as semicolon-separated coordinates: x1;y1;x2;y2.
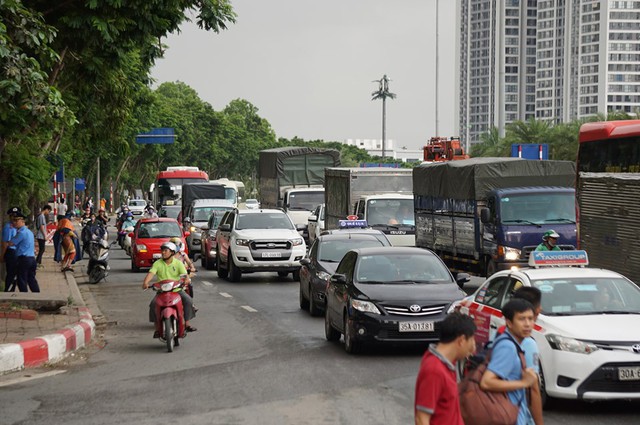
60;225;78;272
7;212;40;292
480;299;538;425
1;207;20;291
57;198;67;221
415;313;477;425
35;204;52;267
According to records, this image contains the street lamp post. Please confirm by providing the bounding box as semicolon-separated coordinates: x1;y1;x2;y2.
371;75;396;160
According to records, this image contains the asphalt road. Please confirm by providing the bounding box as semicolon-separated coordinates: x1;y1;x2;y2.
1;246;639;424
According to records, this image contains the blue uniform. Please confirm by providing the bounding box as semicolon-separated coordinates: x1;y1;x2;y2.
10;226;39;292
2;222;17;291
487;332;534;425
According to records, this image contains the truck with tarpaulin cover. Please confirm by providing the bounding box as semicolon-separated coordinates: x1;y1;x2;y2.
324;167;414;246
179;182;226;225
413;158;577;276
258;147;341;239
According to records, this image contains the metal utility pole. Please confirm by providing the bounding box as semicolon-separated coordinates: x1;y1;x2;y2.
435;0;440;137
371;75;396;160
96;156;100;206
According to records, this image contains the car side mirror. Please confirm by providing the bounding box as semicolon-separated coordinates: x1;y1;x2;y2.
300;258;311;266
455;272;470;289
128;232;134;238
330;274;347;285
220;223;231;232
308;215;318;223
295;224;307;231
183;231;191;237
480;208;491;224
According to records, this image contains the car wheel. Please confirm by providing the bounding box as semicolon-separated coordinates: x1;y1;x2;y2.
343;314;361;354
539;362;553;409
292;269;301;281
324;308;340;341
131;257;140;273
277;271;288;277
308;284;321;317
228;252;242;282
216;250;228;279
299;282;309;310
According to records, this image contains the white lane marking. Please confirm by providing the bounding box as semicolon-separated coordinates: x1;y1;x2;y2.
241;305;258;313
219;292;233;298
201;281;213;287
0;370;67;388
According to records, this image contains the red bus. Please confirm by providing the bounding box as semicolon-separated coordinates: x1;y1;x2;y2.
152;167;209;208
577;120;640;278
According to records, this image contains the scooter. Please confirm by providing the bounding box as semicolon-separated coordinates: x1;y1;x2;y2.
87;237;110;284
151;279;187;352
122;225;135;256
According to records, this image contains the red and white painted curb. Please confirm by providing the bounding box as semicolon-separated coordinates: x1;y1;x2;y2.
0;307;95;374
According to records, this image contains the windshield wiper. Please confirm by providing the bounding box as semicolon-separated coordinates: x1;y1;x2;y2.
389;279;435;284
319;259;340;263
358;280;387;284
544;218;576;223
288;207;312;211
502;219;541;227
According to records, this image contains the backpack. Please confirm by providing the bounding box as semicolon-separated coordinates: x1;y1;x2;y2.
458;334;526;425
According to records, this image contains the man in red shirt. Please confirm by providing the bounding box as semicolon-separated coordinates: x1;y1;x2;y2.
415;313;476;425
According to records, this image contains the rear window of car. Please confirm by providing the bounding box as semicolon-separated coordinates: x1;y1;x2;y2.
137;221;182;238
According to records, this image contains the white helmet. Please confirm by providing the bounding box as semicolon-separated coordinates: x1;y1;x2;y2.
160;241;177;254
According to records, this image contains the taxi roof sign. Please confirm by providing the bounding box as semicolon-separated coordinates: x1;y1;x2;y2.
338;219;368;229
528;250;589;268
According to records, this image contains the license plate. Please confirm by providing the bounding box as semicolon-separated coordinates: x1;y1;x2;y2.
399;321;434;332
152;253;161;259
618;366;640;381
261;252;282;258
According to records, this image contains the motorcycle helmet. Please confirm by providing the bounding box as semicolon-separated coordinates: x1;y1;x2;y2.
126;212;133;218
160;241;177;254
170;237;183;251
542;229;560;241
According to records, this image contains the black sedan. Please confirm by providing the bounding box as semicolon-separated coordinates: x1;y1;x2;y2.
324;247;469;354
299;230;391;316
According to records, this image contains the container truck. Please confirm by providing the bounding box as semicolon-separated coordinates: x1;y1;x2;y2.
324;167;414;246
258;147;341;239
414;158;577;276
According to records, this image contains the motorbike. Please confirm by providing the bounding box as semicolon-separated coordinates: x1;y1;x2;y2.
150;279;187;352
122;225;135;256
87;237;110;284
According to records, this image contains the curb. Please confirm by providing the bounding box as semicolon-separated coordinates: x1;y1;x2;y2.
0;271;96;375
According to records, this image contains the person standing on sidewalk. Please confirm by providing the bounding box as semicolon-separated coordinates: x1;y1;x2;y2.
35;204;52;268
7;212;40;292
57;198;67;221
1;207;21;291
415;313;477;425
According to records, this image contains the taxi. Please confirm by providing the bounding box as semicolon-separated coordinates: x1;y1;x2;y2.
454;250;640;401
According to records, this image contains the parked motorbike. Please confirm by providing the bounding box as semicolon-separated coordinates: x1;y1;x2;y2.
87;237;110;284
150;279;187;352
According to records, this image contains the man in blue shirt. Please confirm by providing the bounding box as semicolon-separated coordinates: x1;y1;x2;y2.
1;207;20;292
7;212;40;292
481;299;538;425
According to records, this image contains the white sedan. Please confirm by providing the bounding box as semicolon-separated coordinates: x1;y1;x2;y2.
455;251;640;401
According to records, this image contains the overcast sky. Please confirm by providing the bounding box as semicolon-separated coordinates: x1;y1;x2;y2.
151;1;457;151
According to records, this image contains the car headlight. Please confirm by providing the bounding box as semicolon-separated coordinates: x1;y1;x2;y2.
546;334;599;354
190;226;196;233
291;238;304;246
235;239;250;246
500;246;521;261
351;299;381;314
136;244;147;252
446;301;460;314
317;271;331;281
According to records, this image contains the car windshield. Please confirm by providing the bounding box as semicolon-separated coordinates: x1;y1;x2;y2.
532;277;640;315
129;200;146;207
137;221;182;238
236;213;294;230
288;191;324;211
246;199;258;204
193;206;232;222
355;253;452;283
160;207;181;218
318;238;385;263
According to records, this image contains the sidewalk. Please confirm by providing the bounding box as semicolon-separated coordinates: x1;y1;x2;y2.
0;252;97;374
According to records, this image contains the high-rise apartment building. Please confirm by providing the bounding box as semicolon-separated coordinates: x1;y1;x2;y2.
458;0;640;147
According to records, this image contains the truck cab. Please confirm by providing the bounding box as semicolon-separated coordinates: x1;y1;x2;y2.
354;193;415;247
282;187;325;241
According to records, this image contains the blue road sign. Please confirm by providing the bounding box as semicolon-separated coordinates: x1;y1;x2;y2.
136;128;176;144
75;178;86;191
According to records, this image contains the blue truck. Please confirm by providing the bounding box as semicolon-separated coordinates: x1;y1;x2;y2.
413;158;577;276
